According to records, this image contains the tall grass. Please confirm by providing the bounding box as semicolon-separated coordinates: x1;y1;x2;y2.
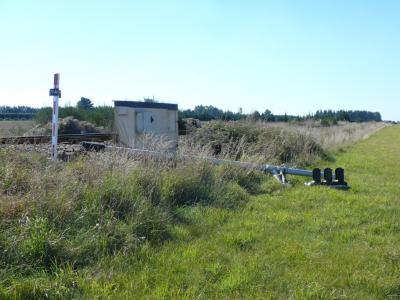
0;120;388;298
0;148;269;292
184;121;387;166
183;121;327;166
263;120;388;150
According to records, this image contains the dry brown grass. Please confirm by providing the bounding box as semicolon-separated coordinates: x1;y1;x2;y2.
177;120;388;168
264;121;388;149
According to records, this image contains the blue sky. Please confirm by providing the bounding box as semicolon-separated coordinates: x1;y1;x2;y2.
1;0;399;120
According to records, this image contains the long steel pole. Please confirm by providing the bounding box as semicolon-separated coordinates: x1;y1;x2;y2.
51;74;60;160
102;145;329;179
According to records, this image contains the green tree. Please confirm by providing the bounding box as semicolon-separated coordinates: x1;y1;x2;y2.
34;107;52;125
261;109;273;122
248;110;261;121
77;97;94;110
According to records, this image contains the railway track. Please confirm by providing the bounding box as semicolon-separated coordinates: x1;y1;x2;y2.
0;133;116;144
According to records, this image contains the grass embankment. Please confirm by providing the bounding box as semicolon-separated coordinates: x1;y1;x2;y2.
1;124;398;299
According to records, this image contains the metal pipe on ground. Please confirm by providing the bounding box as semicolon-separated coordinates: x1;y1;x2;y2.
80;142;349;190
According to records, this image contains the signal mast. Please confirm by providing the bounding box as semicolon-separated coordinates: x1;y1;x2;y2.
49;73;61;160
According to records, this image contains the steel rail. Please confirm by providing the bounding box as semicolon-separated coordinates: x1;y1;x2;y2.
0;133;116;144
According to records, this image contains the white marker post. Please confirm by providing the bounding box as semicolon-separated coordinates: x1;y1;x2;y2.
49;73;61;160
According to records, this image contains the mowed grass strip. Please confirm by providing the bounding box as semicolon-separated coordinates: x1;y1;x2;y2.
70;125;400;299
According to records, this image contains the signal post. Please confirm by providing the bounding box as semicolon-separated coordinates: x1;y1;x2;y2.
49;73;61;160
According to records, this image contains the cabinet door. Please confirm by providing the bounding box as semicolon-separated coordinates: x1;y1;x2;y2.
136;112;144;133
144;112;155;131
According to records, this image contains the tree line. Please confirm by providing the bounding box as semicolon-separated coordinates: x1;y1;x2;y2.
0;106;38;119
0;106;38;113
0;99;113;128
312;110;381;122
180;105;382;123
0;102;382;124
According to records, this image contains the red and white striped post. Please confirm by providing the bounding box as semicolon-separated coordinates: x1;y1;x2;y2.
49;73;61;160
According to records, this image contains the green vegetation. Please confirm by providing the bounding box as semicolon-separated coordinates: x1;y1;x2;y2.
0;104;383;126
0;149;270;299
180;105;382;123
1;124;399;299
0;106;37;120
76;97;94;110
35;106;114;129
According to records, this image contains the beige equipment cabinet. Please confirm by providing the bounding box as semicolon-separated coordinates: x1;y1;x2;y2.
114;101;178;149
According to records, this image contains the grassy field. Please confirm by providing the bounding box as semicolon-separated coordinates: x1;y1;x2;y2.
81;125;400;299
0;120;35;137
1;124;399;299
